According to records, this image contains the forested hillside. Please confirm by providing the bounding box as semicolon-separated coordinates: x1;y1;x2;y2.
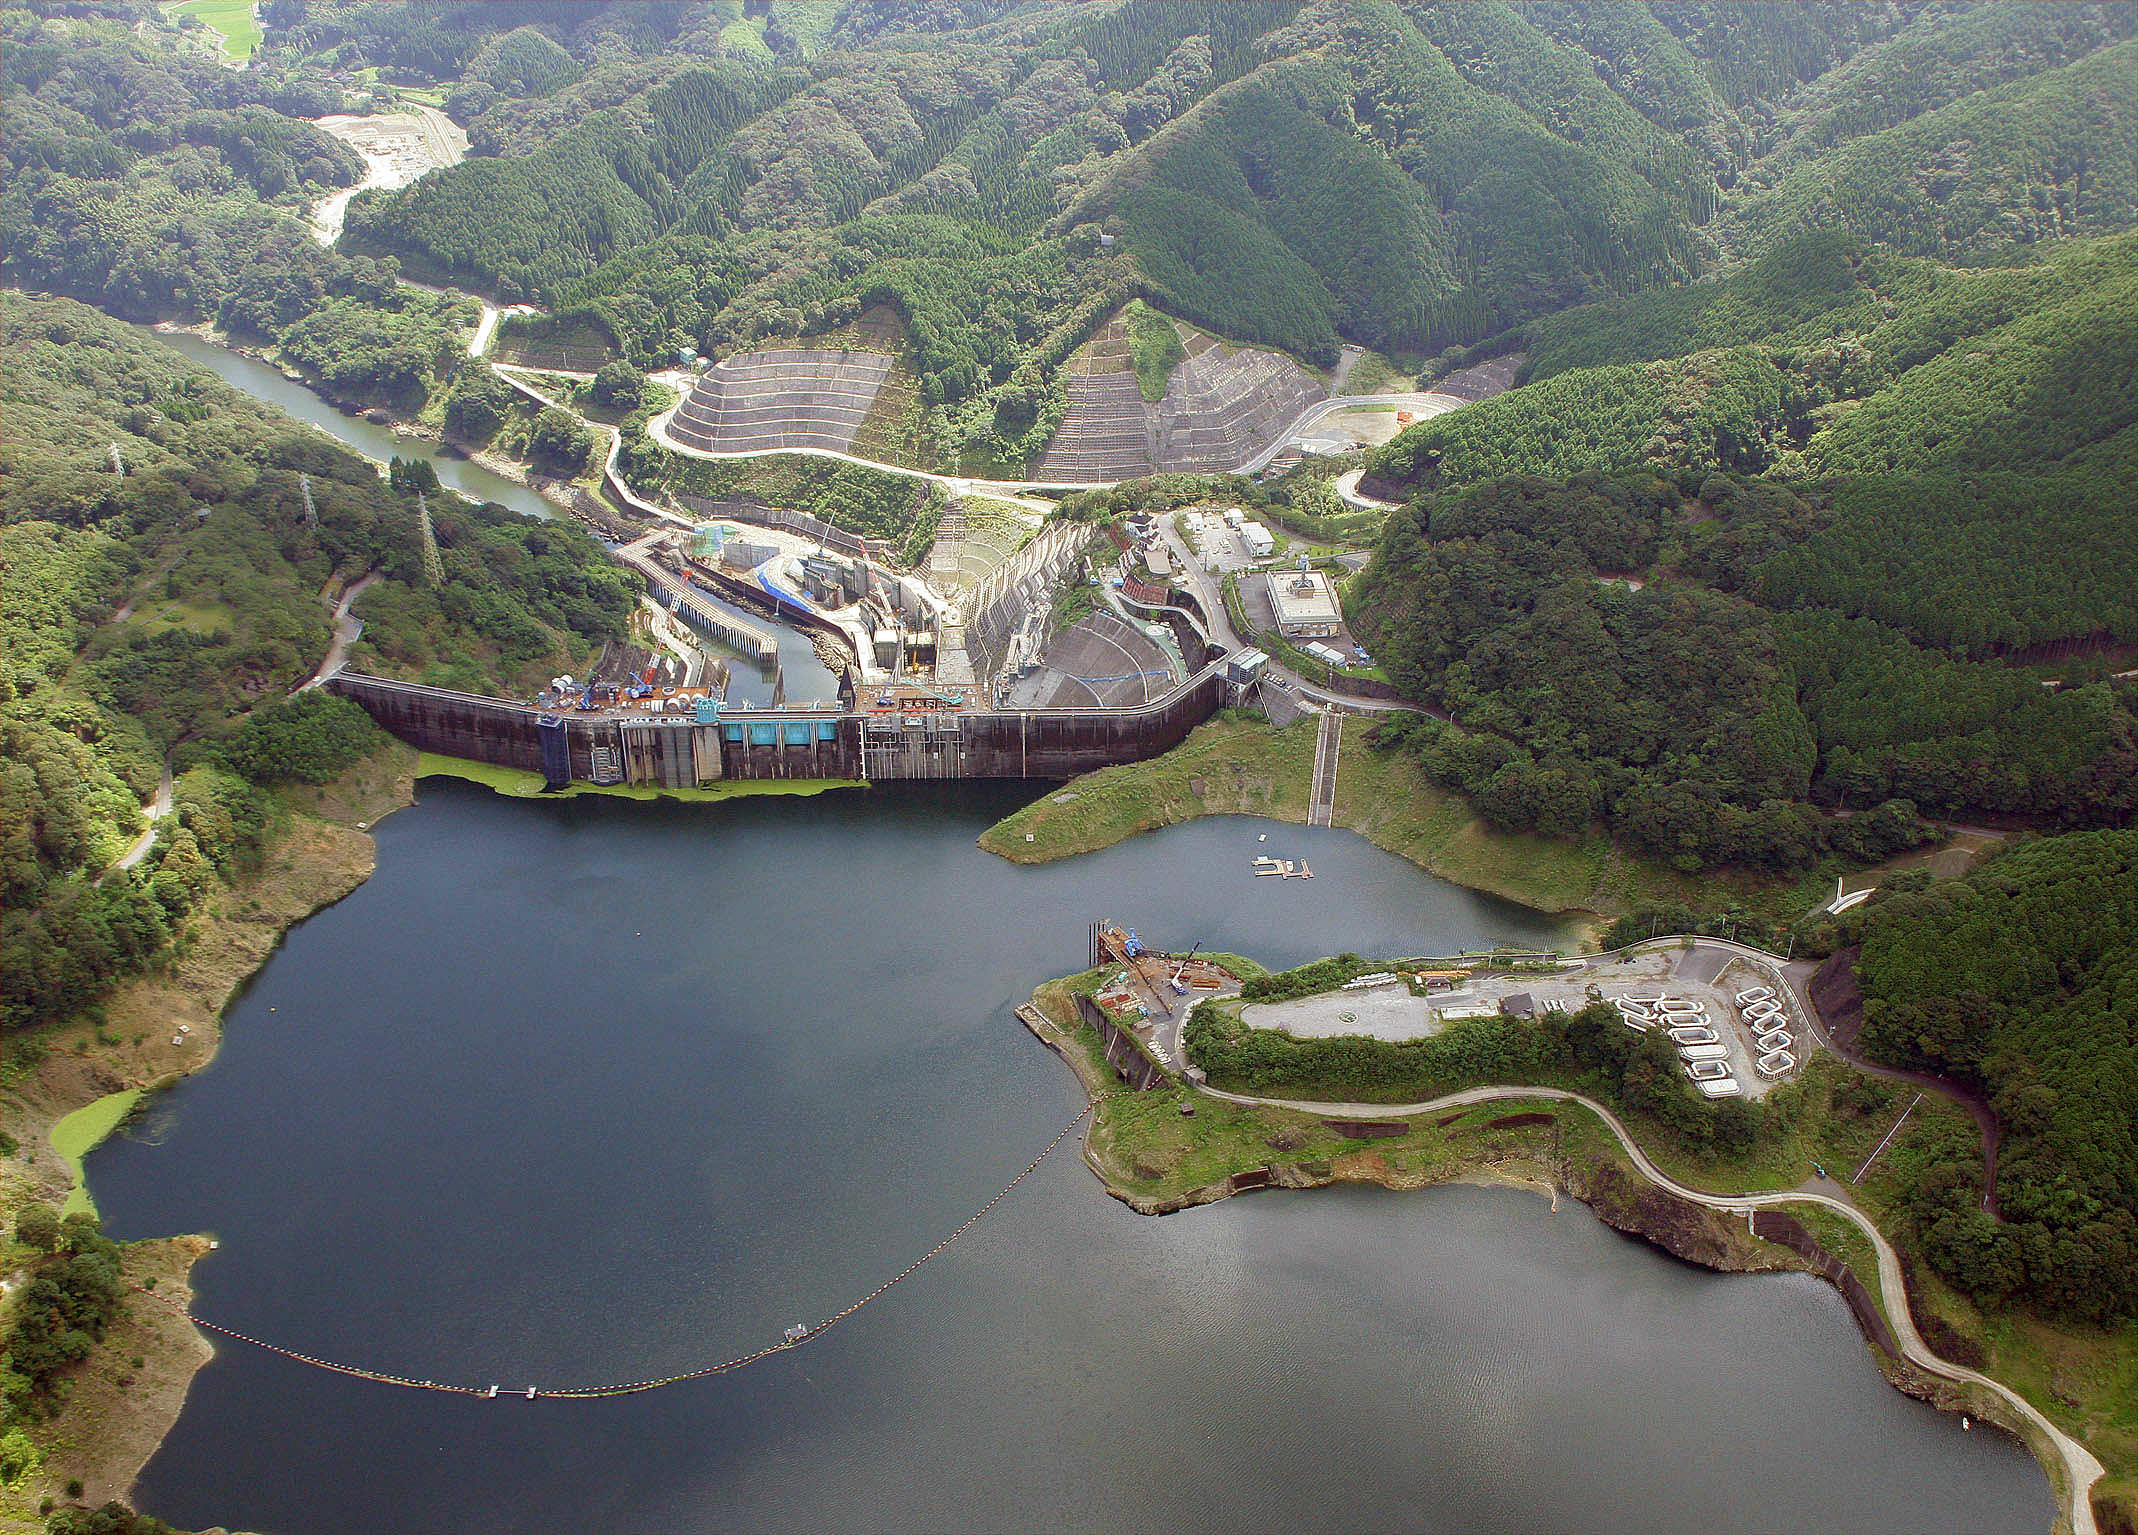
0;297;634;1033
1;7;475;403
322;0;2135;468
1853;831;2136;1322
1350;238;2138;867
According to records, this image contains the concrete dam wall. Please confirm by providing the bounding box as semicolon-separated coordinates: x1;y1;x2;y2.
328;666;1228;788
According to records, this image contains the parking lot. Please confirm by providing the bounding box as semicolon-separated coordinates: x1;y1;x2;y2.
1576;947;1803;1098
1231;945;1806;1098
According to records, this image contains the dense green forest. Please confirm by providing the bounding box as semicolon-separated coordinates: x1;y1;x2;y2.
0;7;476;403
1354;218;2135;871
321;0;2135;468
1852;831;2136;1322
0;297;635;1034
1350;460;2135;868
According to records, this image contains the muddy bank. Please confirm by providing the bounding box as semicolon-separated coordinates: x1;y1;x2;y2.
0;752;415;1515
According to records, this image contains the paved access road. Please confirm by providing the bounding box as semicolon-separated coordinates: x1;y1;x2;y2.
1189;1077;2103;1534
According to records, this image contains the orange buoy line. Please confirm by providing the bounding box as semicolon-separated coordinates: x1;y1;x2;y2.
130;1101;1095;1400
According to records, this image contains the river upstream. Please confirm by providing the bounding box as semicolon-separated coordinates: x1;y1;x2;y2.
86;783;2051;1533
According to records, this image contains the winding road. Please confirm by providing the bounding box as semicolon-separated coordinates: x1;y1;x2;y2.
646;389;1469;496
1191;1077;2102;1532
298;571;380;692
106;765;174;879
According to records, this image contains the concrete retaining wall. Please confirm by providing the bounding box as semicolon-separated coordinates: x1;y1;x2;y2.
1751;1208;1900;1357
328;659;1225;788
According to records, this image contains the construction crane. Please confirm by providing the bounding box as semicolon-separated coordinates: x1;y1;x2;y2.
1169;941;1203;996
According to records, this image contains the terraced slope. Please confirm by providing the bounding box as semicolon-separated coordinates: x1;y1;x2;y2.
1034;311;1329;484
1033;316;1157;482
1000;610;1176;710
1156;328;1326;473
669;348;895;455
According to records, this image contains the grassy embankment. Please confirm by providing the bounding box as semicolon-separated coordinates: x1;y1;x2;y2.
1034;945;2131;1523
0;743;420;1517
1124;300;1187;403
1030;972;1782;1277
981;711;1760;920
48;1093;143;1219
415;752;865;804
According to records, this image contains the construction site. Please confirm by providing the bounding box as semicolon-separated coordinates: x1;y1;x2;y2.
1032;310;1329;483
326;482;1245;787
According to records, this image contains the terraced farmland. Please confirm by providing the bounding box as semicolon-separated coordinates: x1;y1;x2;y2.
1033;310;1329;484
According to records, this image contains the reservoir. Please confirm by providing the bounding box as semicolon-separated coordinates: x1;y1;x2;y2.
143;328;560;522
88;783;2052;1533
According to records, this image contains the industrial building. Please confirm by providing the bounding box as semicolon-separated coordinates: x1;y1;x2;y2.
1265;569;1342;637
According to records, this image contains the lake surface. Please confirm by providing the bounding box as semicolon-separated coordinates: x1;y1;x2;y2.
144;328;559;521
90;784;2052;1533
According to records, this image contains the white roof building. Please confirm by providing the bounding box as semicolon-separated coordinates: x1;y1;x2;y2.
1265;569;1342;637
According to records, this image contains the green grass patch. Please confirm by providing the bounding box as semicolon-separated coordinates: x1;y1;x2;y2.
163;0;260;59
718;15;775;59
50;1089;143;1219
1335;349;1415;396
980;710;1788;925
1125;300;1187;403
133;599;236;637
416;751;866;804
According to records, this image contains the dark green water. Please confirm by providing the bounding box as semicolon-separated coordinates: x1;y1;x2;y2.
143;329;558;521
89;783;2051;1533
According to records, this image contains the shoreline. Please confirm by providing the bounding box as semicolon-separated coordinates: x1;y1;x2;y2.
1018;979;2099;1533
148;319;587;517
414;750;867;804
979;714;1629;934
0;750;420;1515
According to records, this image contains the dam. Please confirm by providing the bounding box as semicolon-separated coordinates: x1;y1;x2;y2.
327;661;1234;787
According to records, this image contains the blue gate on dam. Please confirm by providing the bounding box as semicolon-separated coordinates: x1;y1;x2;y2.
326;664;1231;788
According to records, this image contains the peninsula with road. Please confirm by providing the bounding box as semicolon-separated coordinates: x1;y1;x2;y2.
3;4;2132;1534
1017;909;2123;1535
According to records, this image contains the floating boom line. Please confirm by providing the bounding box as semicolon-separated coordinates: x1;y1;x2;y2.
130;1101;1094;1400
